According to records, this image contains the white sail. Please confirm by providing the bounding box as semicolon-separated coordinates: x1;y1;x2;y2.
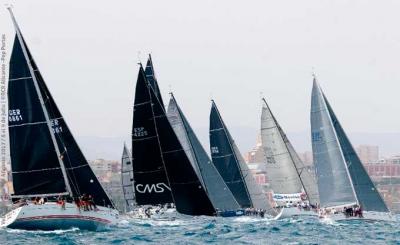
261;101;303;195
121;144;135;212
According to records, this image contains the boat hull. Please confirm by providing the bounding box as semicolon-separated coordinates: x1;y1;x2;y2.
275;207;318;220
320;211;395;222
1;202;119;231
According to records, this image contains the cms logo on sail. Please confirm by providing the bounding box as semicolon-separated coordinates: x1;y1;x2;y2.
135;183;171;193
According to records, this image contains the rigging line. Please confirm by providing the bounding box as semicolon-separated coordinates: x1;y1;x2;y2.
9;76;32;81
8;121;47;128
12;167;61;174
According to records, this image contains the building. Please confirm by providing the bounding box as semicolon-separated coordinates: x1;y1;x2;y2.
356;145;379;164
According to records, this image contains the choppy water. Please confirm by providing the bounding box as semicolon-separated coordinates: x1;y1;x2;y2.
0;215;399;244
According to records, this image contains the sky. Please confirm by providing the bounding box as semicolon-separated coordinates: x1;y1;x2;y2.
1;0;400;157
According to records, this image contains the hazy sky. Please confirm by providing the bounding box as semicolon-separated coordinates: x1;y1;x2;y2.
1;0;400;155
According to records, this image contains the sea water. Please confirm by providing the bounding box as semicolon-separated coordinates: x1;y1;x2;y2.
0;215;399;244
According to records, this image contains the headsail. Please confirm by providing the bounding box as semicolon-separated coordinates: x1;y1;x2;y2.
209;101;272;211
146;73;215;216
121;143;135;212
167;95;241;211
8;9;113;207
323;94;389;212
131;67;173;205
261;99;319;204
310;78;357;208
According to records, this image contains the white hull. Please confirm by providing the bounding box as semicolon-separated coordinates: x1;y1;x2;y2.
0;202;119;231
275;207;318;220
320;211;395;222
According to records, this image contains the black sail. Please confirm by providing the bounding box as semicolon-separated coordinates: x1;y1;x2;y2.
149;84;215;216
209;101;252;208
145;54;164;107
131;67;173;205
8;35;65;196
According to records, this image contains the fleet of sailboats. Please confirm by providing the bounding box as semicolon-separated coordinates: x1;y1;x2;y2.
1;7;396;231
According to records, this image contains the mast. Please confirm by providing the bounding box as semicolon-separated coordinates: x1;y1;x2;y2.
262;98;310;199
8;8;73;196
313;77;359;206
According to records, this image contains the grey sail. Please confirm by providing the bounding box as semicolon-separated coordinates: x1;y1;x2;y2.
261;99;319;204
323;95;389;212
121;143;135;212
166;97;203;185
166;95;241;211
310;79;357;208
261;100;303;195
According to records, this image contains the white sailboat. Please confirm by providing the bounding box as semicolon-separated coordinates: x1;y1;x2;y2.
310;76;394;222
0;8;119;230
261;98;319;219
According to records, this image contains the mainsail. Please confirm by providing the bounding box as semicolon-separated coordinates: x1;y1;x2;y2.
145;70;215;216
209;101;271;211
121;144;135;212
167;95;241;211
323;93;389;212
310;79;357;208
131;67;173;205
8;9;114;207
261;99;319;204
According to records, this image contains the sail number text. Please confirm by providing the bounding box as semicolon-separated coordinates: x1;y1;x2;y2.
8;109;22;122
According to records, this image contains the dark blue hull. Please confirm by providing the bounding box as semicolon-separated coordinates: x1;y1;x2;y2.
8;218;108;231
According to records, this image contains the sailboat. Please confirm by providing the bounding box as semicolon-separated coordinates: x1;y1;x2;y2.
0;8;119;231
209;101;276;216
131;57;173;208
310;76;394;221
121;144;135;213
261;98;319;219
133;66;216;216
167;94;243;217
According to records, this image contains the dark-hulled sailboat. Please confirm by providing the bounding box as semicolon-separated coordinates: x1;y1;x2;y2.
132;66;215;216
1;8;119;231
167;94;243;216
209;101;276;215
121;144;135;212
310;76;393;221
